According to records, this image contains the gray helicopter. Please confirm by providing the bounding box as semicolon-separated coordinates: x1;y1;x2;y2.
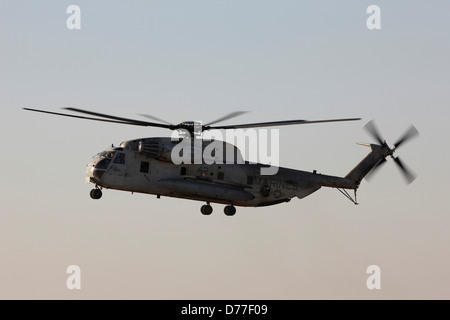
24;108;418;216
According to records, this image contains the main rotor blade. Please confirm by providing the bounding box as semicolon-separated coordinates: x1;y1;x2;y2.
23;108;144;126
394;125;419;149
204;111;248;126
64;107;172;129
365;158;387;181
139;114;173;125
364;120;384;145
208;117;361;130
393;157;416;184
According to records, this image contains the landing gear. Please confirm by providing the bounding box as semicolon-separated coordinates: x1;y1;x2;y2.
90;188;102;200
224;205;236;216
201;204;213;215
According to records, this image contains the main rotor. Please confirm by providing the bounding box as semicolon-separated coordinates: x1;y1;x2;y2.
23;107;361;136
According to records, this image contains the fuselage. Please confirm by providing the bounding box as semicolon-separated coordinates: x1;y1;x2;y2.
86;137;355;207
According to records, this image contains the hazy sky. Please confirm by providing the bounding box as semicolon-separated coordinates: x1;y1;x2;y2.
1;0;449;299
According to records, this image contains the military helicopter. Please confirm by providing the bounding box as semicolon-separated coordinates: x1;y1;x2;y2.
23;107;418;216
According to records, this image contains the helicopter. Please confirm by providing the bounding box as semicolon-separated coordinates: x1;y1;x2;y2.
23;107;418;216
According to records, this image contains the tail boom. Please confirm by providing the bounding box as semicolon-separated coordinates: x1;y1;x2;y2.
344;144;390;187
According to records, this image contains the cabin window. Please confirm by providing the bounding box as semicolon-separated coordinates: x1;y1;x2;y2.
218;172;224;180
140;161;149;173
181;167;187;176
247;176;254;185
114;153;126;164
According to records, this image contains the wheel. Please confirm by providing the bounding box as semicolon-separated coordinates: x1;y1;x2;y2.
94;189;102;199
90;189;102;200
224;205;236;216
201;205;213;215
94;189;103;199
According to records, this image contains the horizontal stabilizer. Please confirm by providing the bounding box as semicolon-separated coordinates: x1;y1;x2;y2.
356;142;371;147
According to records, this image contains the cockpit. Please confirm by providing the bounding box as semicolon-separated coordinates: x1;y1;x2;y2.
87;148;127;181
94;150;116;169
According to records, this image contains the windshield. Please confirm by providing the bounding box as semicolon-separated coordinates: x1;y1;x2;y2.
96;150;116;159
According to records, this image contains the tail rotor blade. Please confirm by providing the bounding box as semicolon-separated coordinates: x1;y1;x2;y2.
364;120;384;146
365;158;387;181
394;125;419;149
393;157;416;184
362;120;418;185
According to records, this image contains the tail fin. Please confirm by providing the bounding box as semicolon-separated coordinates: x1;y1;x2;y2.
344;120;418;189
345;144;387;187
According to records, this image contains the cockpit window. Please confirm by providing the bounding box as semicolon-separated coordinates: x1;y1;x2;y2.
97;151;116;159
96;158;111;170
114;152;126;164
105;151;116;158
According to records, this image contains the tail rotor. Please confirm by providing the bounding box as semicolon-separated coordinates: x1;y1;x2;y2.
363;120;419;184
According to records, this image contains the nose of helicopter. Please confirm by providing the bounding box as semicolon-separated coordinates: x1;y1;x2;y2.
86;157;107;182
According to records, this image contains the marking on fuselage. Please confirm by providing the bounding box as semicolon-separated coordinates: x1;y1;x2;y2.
252;177;298;191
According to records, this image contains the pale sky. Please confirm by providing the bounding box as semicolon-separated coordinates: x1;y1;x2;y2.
1;0;449;299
